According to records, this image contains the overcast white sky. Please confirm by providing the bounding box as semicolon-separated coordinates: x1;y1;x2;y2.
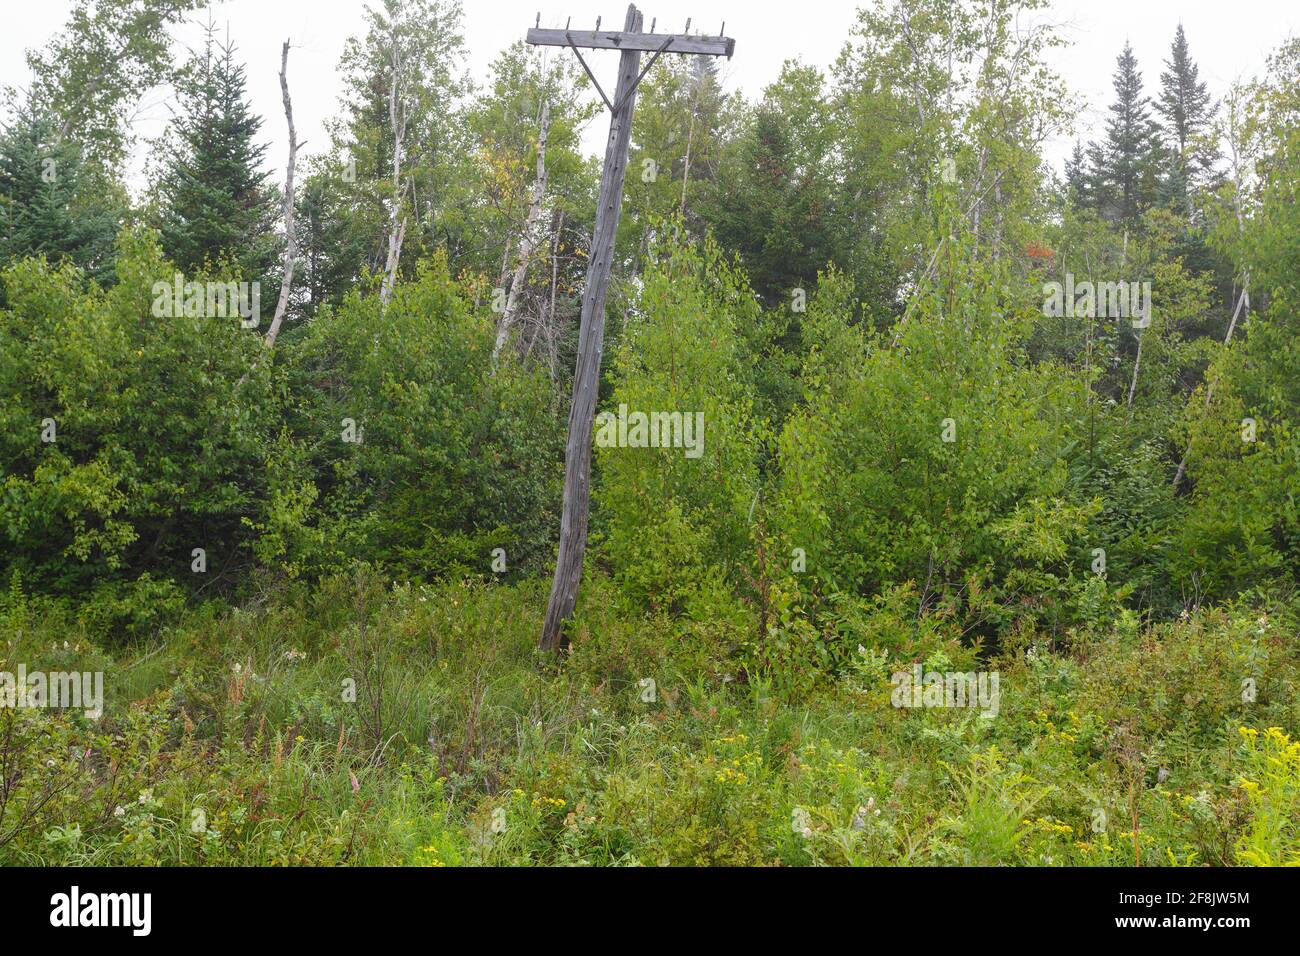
1;0;1296;185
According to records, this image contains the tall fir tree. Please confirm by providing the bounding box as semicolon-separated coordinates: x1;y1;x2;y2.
1156;24;1219;210
1089;42;1162;224
1064;139;1093;207
294;162;369;317
0;98;123;286
156;24;277;281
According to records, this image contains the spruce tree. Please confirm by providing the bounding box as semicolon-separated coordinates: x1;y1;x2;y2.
0;98;122;285
1156;24;1219;208
1089;42;1162;224
702;64;846;306
1065;140;1099;208
156;24;276;280
295;164;369;316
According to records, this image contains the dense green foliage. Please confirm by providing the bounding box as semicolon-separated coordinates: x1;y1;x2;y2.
0;231;277;634
278;256;564;580
1;0;1297;867
153;25;278;284
2;573;1297;866
0;103;123;288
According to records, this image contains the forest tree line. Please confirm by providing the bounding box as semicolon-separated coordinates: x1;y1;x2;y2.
1;0;1297;669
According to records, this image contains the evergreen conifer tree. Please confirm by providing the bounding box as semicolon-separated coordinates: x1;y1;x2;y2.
156;24;276;281
0;99;122;285
1156;24;1219;210
1088;42;1162;224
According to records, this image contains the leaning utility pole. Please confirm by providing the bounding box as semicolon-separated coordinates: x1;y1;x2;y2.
530;6;734;651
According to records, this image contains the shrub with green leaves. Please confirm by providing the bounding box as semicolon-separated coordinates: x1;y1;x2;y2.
770;233;1109;659
1171;40;1300;602
281;254;563;581
0;228;279;635
595;228;762;619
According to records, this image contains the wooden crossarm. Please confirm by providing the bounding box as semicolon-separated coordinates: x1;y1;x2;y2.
526;28;734;58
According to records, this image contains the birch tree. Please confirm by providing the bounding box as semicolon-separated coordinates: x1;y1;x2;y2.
266;40;302;349
332;0;468;301
492;103;550;364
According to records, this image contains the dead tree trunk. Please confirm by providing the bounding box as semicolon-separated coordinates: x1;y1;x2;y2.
1123;230;1142;418
680;67;703;218
265;40;300;350
544;208;565;380
493;102;552;365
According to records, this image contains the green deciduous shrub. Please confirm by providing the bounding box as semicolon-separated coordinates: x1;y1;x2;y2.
769;232;1111;666
596;229;762;619
0;229;280;636
274;252;564;582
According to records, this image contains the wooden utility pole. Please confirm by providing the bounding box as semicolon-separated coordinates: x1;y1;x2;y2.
530;6;734;651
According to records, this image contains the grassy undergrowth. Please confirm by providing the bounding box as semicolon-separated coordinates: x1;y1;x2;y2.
2;568;1298;866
